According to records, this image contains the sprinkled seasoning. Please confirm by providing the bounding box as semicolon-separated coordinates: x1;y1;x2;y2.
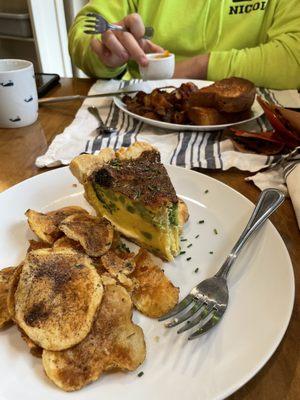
204;189;209;194
214;228;218;235
195;234;200;238
209;251;214;254
186;257;192;261
137;371;144;377
179;251;186;255
198;220;204;224
187;244;192;248
194;267;199;273
180;238;187;242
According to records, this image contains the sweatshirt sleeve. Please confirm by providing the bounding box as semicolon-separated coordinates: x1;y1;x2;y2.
68;0;137;78
207;1;300;89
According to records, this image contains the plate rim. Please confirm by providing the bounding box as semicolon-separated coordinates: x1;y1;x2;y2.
113;78;264;132
0;165;295;400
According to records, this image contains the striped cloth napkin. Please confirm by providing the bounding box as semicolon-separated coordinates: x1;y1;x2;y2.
36;79;300;227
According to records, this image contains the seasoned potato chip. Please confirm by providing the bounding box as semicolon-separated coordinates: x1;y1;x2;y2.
101;272;117;286
7;264;23;321
15;248;103;351
26;206;89;244
131;249;179;318
53;236;85;253
27;240;51;252
18;327;42;358
43;285;146;391
0;267;15;328
59;214;114;257
101;250;135;276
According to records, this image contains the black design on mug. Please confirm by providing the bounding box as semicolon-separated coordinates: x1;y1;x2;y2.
9;116;21;122
0;80;14;87
24;96;33;102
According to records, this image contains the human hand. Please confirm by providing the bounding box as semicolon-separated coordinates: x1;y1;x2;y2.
90;13;163;69
173;54;210;80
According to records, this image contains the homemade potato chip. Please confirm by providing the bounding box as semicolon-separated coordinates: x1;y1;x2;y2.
15;248;103;351
7;264;23;321
101;250;135;276
26;206;89;244
53;236;85;253
131;249;179;318
18;327;42;358
27;240;51;252
43;284;146;391
0;267;15;328
59;214;114;257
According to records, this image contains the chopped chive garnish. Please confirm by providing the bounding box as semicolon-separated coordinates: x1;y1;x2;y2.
209;251;214;254
195;234;200;238
214;228;218;235
187;244;192;248
137;371;144;377
180;238;187;242
198;220;204;224
186;257;192;261
204;189;209;194
179;251;186;255
194;267;199;273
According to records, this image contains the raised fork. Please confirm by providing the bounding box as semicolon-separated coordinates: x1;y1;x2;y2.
84;12;154;39
159;188;285;340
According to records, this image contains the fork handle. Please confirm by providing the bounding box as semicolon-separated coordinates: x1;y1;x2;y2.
215;188;285;279
108;23;154;39
88;106;106;129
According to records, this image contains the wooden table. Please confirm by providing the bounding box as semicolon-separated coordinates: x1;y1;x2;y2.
0;78;299;399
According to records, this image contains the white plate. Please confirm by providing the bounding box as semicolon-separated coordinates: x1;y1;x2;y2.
114;79;264;131
0;166;294;400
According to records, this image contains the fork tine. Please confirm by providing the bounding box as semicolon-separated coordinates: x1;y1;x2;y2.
84;30;99;35
188;311;222;340
158;294;194;321
86;12;99;18
164;300;205;328
177;305;213;334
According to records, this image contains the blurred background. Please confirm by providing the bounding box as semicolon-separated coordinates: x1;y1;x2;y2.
0;0;88;77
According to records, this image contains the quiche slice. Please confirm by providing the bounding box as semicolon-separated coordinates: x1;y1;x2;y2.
70;142;180;261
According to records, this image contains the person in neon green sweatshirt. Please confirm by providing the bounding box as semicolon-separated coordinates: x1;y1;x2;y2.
69;0;300;89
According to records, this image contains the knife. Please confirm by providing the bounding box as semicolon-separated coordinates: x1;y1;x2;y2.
38;86;176;104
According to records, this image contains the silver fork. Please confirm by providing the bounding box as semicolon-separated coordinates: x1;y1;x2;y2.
88;106;115;134
159;188;285;340
84;13;154;39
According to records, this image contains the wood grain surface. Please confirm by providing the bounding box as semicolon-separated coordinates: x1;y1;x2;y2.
0;78;299;399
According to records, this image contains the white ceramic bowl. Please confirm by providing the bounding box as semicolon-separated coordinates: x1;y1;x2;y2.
139;52;175;80
0;59;38;128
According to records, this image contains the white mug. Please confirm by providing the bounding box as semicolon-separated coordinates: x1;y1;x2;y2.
139;52;175;80
0;59;38;128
